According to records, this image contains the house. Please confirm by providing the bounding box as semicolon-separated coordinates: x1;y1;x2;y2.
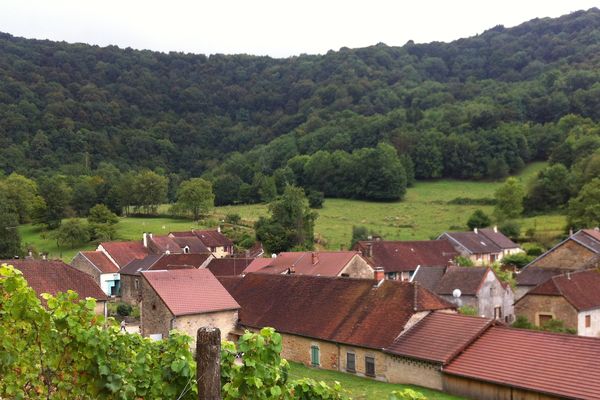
218;274;454;382
119;253;213;305
515;269;600;336
411;266;515;322
438;227;522;265
144;232;210;254
353;239;458;281
242;251;374;279
169;228;234;258
140;268;239;345
4;259;108;316
515;228;600;299
70;250;121;296
205;258;253;277
443;326;600;400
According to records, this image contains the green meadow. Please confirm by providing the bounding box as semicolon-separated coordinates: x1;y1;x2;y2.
19;162;565;261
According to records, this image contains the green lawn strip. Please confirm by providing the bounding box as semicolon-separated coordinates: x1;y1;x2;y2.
288;362;463;400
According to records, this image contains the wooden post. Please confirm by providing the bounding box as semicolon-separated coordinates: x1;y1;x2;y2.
196;327;221;400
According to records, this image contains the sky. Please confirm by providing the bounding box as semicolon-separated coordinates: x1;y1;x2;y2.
1;0;598;58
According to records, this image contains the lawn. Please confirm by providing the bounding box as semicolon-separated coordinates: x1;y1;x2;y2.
288;362;463;400
19;162;565;261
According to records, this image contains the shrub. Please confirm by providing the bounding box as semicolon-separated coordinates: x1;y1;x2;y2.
307;191;325;209
512;315;534;329
467;209;491;230
225;213;241;225
88;204;119;225
389;389;428;400
117;302;133;317
458;305;477;316
498;220;520;240
501;253;534;269
454;255;474;267
525;244;545;257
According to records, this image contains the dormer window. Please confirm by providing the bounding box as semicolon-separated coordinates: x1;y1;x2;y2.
183;246;190;254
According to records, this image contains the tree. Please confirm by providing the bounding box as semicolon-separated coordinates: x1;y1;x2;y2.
130;171;168;215
307;191;324;209
498;220;521;240
213;174;243;206
467;209;491;230
567;178;600;230
88;204;119;225
255;186;317;253
54;220;90;249
494;177;524;221
175;178;214;220
1;173;41;223
36;175;73;229
524;164;572;212
0;193;21;258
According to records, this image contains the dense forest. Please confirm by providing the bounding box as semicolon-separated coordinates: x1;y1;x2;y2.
0;8;599;207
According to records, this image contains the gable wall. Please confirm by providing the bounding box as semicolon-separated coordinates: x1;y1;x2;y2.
140;278;173;339
70;253;101;284
515;294;577;330
339;255;374;279
530;240;596;270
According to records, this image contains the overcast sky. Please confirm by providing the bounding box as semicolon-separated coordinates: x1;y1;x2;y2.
1;1;598;58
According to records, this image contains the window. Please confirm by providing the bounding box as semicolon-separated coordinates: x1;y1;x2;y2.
346;352;356;372
538;313;553;326
310;345;320;367
585;315;591;328
494;306;502;320
134;279;139;290
365;356;375;377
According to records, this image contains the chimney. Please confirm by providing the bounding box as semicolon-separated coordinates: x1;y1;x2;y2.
569;228;574;236
289;266;295;274
42;253;47;261
474;227;478;234
311;252;319;265
493;225;498;233
374;267;385;281
566;272;571;280
367;243;373;258
217;225;221;233
143;232;148;248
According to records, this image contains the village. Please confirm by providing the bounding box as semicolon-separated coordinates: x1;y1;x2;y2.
4;224;600;399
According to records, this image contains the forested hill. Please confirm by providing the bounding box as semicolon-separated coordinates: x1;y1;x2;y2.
1;8;600;200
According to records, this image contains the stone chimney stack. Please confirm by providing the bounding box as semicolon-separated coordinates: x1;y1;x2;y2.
474;227;478;234
311;252;319;265
493;225;498;233
374;267;385;281
367;243;373;258
143;232;148;248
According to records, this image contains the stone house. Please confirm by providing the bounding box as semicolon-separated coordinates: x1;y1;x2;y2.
411;266;515;322
243;251;374;279
4;259;108;316
169;228;234;258
140;268;239;345
353;239;458;281
70;251;121;296
120;253;213;305
515;228;600;299
218;274;455;383
515;269;600;336
438;227;523;265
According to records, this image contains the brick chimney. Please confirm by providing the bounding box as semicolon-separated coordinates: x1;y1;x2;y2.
374;267;385;281
311;252;319;265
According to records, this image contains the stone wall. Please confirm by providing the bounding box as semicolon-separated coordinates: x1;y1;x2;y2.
385;355;443;390
140;277;173;339
515;294;577;329
339;255;374;279
120;274;141;305
70;253;101;284
477;271;514;322
530;239;596;270
173;310;238;346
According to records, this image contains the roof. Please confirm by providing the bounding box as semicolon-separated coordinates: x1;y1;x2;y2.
171;236;210;253
354;240;457;273
385;311;493;364
479;228;520;249
520;269;600;311
251;251;367;276
120;253;211;276
4;259;107;303
99;241;149;268
441;231;502;254
79;251;119;274
205;258;252;277
148;235;184;254
218;274;453;349
574;229;600;253
516;267;566;287
410;266;447;292
142;269;239;316
444;326;600;400
435;267;490;296
243;257;273;274
170;230;233;248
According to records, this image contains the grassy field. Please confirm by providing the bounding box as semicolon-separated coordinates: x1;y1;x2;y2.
288;362;462;400
19;162;565;261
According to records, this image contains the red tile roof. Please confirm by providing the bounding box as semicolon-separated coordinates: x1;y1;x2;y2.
205;258;252;277
99;241;149;268
435;267;491;296
385;311;493;364
354;240;457;273
218;274;453;349
142;269;239;316
80;251;119;274
444;326;600;400
171;236;210;253
520;269;600;311
250;251;368;277
243;257;273;274
148;235;184;253
170;230;233;248
4;259;107;302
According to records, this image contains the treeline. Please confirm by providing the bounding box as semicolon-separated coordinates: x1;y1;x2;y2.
0;8;599;187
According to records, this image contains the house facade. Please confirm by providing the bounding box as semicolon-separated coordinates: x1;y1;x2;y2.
169;228;234;258
70;251;121;296
515;269;600;336
439;227;522;265
140;268;239;345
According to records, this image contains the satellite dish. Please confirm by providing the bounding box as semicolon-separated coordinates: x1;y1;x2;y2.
271;253;277;258
453;289;462;298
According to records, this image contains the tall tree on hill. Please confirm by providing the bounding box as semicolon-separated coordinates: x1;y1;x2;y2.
0;192;21;258
130;171;168;215
174;178;214;221
35;176;73;229
567;178;600;230
494;177;525;221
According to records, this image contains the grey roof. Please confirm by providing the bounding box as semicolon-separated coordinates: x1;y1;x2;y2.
411;266;447;292
479;228;520;249
441;231;502;254
516;267;566;287
573;230;600;254
119;255;162;276
435;267;490;296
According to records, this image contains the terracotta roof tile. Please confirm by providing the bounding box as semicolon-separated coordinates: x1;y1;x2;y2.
243;258;273;274
218;274;453;349
170;236;210;253
99;241;149;268
205;258;252;277
170;230;233;248
251;251;368;276
3;259;107;303
522;269;600;311
142;269;239;316
79;251;119;274
444;326;600;400
354;240;457;273
385;311;493;363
